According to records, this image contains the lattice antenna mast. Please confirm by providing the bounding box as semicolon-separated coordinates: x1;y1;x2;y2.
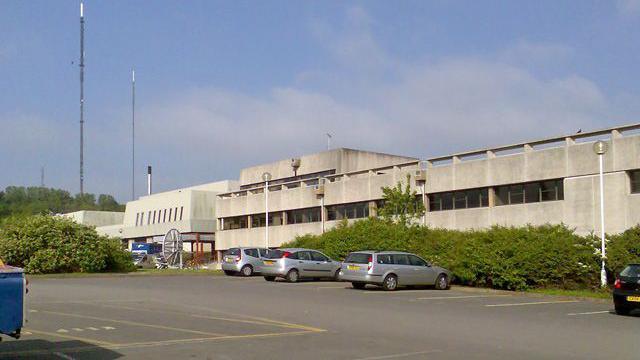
79;2;85;194
131;69;136;200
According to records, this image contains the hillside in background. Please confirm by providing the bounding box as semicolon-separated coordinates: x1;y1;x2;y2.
0;186;124;220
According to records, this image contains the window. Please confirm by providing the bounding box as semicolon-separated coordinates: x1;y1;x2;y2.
173;207;178;221
135;213;140;226
630;170;640;194
147;211;151;225
496;179;563;206
310;251;329;262
251;213;283;228
345;253;371;264
327;202;369;221
391;254;409;265
429;188;488;212
286;207;321;224
179;206;184;221
408;255;428;267
163;209;167;223
152;210;157;224
376;254;393;264
140;213;144;226
251;214;266;228
244;249;259;258
297;251;312;261
222;216;248;230
168;208;172;222
259;249;271;257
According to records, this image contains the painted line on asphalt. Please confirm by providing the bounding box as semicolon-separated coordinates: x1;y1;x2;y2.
414;295;510;300
567;310;611;316
25;328;116;346
485;300;579;307
37;309;227;337
362;290;445;295
53;351;76;360
352;349;444;359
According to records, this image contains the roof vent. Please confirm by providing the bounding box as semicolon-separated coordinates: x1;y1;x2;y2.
291;158;301;176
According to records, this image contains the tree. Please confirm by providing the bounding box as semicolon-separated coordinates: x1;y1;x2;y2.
377;174;425;226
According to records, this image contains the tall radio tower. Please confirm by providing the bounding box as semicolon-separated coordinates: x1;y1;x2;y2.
131;69;136;200
79;2;85;194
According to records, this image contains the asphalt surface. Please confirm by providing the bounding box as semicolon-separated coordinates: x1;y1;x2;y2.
1;275;639;359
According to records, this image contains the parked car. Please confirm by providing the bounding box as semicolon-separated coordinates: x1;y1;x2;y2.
260;248;341;282
222;247;270;276
338;251;451;291
613;263;640;315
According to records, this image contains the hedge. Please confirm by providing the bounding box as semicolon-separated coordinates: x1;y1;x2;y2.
285;218;640;290
0;215;135;274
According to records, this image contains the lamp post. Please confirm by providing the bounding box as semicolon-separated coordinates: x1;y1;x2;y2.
593;140;608;287
262;172;272;249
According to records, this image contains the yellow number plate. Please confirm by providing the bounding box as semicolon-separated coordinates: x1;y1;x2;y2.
263;260;274;265
347;265;360;271
225;258;234;263
627;296;640;302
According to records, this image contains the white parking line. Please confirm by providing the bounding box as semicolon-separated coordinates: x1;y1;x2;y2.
362;290;442;295
353;349;443;359
414;295;510;300
86;327;100;331
56;329;69;333
486;300;579;307
71;328;84;332
53;352;76;360
567;310;610;316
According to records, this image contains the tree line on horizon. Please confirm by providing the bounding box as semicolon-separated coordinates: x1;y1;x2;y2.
0;186;124;220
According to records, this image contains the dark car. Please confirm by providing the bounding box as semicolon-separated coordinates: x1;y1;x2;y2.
613;264;640;315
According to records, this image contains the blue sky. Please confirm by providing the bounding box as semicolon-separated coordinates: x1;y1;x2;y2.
2;0;640;201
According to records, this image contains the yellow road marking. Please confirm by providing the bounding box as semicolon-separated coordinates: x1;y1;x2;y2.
37;310;227;337
24;328;116;346
485;300;579;307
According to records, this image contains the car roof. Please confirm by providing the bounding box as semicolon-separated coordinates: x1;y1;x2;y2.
348;250;412;255
229;247;267;250
277;248;318;252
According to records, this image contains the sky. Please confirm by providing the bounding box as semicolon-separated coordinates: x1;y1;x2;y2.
2;0;640;202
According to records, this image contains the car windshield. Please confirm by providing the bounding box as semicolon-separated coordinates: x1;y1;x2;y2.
226;248;240;256
620;265;640;277
345;253;370;264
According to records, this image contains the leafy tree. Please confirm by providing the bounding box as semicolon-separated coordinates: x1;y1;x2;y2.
377;174;425;225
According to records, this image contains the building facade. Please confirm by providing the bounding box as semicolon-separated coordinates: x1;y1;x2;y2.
215;124;640;256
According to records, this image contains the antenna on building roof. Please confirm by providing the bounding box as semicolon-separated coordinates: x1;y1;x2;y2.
79;1;86;195
131;68;136;200
326;133;332;150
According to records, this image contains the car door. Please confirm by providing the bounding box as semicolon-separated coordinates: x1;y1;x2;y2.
244;248;261;271
310;251;334;278
295;251;315;278
391;254;413;285
408;255;436;285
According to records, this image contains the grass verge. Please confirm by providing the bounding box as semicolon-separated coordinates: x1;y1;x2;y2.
526;287;611;300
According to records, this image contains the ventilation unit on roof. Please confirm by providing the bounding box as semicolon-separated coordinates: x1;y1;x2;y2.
291;158;301;176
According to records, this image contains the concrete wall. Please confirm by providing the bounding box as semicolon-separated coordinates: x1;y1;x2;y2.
62;211;124;227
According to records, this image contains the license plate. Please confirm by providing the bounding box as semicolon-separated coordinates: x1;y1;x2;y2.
263;260;274;265
627;296;640;302
225;258;233;263
347;265;360;271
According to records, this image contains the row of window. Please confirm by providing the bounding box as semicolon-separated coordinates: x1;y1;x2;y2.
135;206;184;226
631;170;640;194
428;179;564;212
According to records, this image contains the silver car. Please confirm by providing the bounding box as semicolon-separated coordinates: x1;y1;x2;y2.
222;247;270;277
339;251;452;291
260;248;341;283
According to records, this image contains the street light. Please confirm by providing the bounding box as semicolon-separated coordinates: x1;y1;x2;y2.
593;140;608;287
262;172;272;249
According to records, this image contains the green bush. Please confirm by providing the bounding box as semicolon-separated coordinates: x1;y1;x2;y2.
605;226;640;276
0;215;135;274
284;219;617;291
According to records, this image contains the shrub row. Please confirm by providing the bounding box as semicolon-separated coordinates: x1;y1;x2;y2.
0;215;135;274
285;218;640;290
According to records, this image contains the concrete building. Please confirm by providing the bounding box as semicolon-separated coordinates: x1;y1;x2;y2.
112;180;238;256
215;124;640;255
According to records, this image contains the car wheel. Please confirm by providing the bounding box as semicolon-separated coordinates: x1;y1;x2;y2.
223;270;235;276
382;274;398;291
333;269;341;281
241;265;253;277
435;274;449;290
263;276;276;282
286;269;299;283
615;305;630;315
352;282;366;289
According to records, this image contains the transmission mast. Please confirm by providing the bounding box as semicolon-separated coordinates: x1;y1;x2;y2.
79;2;85;194
131;69;136;200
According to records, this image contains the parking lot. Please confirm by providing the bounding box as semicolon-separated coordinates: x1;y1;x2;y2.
2;275;639;359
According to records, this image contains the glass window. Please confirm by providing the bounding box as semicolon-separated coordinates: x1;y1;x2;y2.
454;192;466;209
297;251;312;261
441;192;453;210
408;255;427;267
620;265;640;277
226;248;240;256
244;249;259;258
140;213;144;226
376;254;393;264
223;216;248;230
392;254;409;265
147;211;151;225
525;182;540;203
259;249;271;257
269;213;283;226
168;208;172;222
135;213;139;226
630;171;640;194
429;194;442;212
287;251;299;260
252;214;266;228
174;207;178;221
326;202;369;221
509;185;524;204
345;253;370;264
163;209;167;223
179;206;184;221
310;251;329;262
286;207;321;224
